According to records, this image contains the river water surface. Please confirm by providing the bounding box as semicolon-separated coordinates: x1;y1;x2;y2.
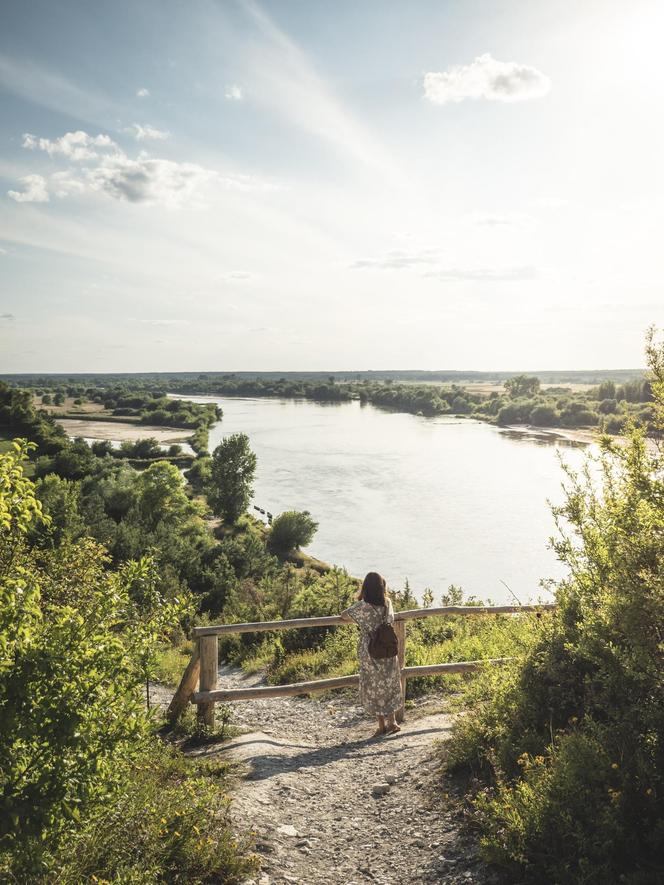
183;396;591;604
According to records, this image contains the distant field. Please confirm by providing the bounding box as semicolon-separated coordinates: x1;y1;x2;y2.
398;379;594;393
32;395;107;416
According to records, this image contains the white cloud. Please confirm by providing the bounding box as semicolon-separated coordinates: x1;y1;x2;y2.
23;130;117;160
50;170;87;198
424;53;550;105
225;84;243;101
8;174;49;203
12;128;276;207
123;123;170;141
136;87;150;98
86;152;217;205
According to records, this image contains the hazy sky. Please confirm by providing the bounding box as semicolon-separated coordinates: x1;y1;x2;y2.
1;0;662;372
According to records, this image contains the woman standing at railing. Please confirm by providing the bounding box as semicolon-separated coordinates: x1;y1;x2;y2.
339;571;402;737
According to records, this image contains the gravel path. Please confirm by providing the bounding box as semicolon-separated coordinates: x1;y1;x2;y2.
154;665;498;885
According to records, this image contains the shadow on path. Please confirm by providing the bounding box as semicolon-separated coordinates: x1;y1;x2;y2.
197;723;452;782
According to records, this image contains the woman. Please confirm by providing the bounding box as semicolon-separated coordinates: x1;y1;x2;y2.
340;571;402;737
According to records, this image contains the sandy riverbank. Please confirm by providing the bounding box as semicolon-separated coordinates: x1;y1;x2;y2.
56;418;190;443
500;424;600;446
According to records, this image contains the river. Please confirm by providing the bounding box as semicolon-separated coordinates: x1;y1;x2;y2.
178;395;593;605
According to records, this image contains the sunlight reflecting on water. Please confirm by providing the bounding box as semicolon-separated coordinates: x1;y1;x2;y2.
183;396;591;604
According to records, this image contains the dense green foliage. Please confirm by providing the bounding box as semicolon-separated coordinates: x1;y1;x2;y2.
0;442;255;882
442;330;664;883
268;510;319;556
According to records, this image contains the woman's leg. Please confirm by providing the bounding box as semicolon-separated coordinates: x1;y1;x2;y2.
372;714;386;737
385;712;401;734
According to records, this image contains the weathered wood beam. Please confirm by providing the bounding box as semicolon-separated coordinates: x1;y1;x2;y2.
403;658;513;677
191;657;514;704
165;642;200;724
194;673;359;703
197;635;218;728
191;604;555;637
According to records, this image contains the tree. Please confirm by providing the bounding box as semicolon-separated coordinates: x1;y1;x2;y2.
503;375;541;398
597;380;616;400
135;460;190;528
208;434;257;523
529;404;559;426
268;510;319;556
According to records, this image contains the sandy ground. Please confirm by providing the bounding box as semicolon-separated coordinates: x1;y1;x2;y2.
500;423;597;446
152;667;499;885
56;418;190;443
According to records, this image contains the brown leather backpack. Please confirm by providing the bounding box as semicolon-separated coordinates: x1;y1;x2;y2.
368;607;399;659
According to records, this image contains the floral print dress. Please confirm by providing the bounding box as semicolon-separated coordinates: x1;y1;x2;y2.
342;599;403;717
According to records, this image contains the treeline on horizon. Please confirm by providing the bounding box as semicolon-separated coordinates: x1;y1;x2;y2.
2;367;656;436
0;366;645;384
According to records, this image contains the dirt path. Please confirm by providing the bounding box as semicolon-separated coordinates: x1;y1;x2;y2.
154;665;497;885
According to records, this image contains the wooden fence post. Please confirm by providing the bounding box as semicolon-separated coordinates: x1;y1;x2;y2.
166;641;200;725
197;635;218;728
394;619;406;723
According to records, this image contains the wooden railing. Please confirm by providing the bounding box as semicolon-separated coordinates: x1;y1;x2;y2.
166;603;556;727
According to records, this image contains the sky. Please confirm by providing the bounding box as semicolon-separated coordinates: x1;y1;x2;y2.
0;0;662;372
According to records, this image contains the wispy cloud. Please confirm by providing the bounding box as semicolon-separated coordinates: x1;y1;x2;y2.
8;174;49;203
123;123;170;141
240;0;401;184
350;248;537;281
468;212;534;229
424;53;550;105
135;318;190;326
225;84;243;101
350;249;441;270
0;52;117;123
424;266;538;281
220;271;253;280
0;313;15;321
136;87;150;98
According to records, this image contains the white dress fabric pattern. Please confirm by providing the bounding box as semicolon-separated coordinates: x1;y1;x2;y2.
342;599;403;717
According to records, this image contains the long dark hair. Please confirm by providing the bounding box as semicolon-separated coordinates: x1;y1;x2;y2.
360;571;387;607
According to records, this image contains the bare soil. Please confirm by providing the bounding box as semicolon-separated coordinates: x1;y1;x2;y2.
152;666;499;885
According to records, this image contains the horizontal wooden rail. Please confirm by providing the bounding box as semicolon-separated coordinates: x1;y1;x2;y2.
192;657;514;704
166;603;558;725
192;603;555;637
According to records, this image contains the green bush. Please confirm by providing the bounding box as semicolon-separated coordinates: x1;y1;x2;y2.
442;329;664;883
268;510;319;556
